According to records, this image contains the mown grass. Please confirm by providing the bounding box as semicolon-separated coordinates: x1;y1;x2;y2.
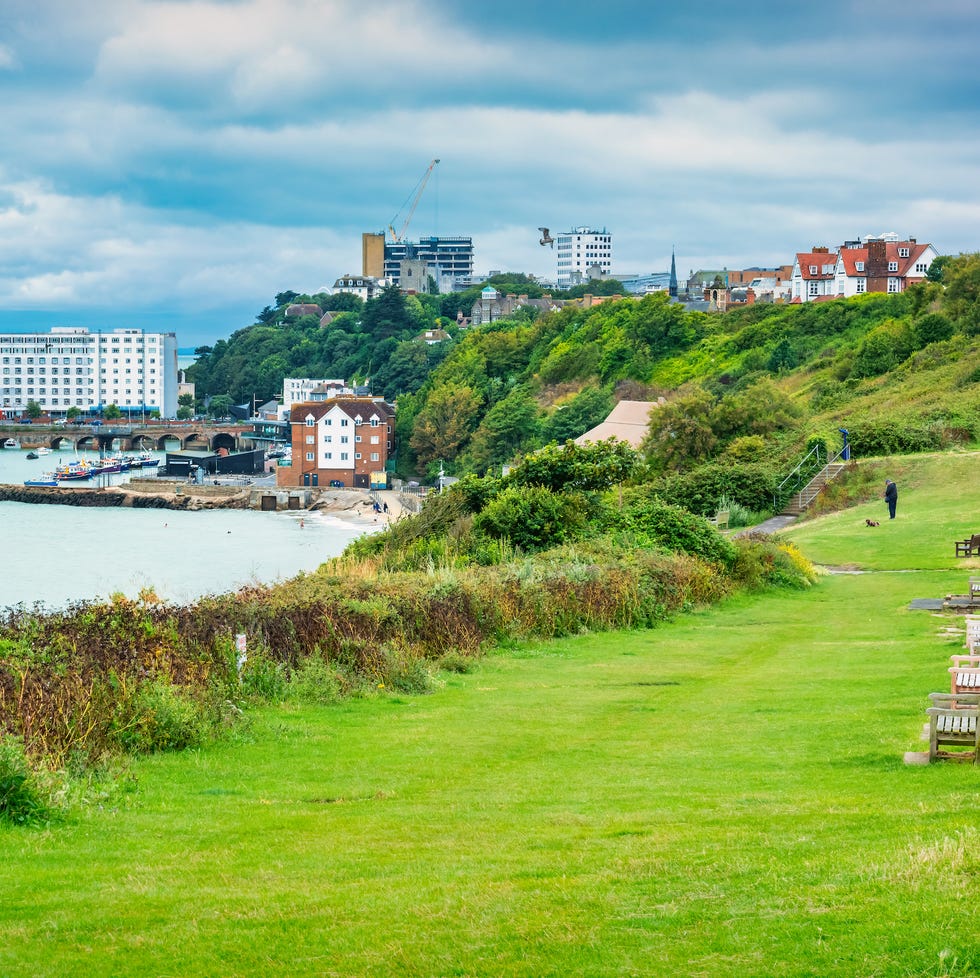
2;453;979;977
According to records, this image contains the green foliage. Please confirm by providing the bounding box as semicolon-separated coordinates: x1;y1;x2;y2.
474;485;587;551
540;386;614;443
466;384;541;472
104;404;122;421
651;461;779;516
25;399;42;419
111;680;207;755
507;438;639;493
286;656;343;705
611;491;738;566
0;736;49;826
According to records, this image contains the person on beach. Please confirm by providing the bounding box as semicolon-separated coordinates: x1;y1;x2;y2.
884;479;898;519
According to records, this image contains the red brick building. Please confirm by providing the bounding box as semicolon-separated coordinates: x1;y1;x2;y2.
279;395;395;489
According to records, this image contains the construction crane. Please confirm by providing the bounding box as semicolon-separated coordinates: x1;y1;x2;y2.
387;158;440;242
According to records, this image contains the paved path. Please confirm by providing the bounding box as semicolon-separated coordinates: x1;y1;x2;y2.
735;513;799;536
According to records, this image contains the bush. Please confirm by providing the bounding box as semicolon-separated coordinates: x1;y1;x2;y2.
612;491;737;566
286;656;343;705
0;736;49;825
474;485;587;551
651;461;779;516
111;680;207;755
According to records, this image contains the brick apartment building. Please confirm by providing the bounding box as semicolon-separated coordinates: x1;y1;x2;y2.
279;394;395;489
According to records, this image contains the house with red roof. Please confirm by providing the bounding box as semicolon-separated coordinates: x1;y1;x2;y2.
791;247;838;302
791;235;938;303
833;236;938;298
280;394;395;489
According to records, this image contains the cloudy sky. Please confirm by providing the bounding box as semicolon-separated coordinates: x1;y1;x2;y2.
1;0;979;347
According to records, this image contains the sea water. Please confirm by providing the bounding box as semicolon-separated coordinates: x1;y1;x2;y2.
0;447;370;611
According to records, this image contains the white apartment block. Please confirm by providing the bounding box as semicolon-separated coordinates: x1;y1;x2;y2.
556;227;613;289
281;378;348;418
0;327;178;418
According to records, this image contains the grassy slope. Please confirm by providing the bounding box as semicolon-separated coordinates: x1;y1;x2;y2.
2;456;980;977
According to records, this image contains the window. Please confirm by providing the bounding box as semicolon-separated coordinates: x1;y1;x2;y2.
809;265;817;274
355;435;361;443
808;281;819;296
370;435;380;445
305;416;315;427
340;435;349;444
305;435;314;444
340;452;349;461
355;452;361;459
371;417;379;427
915;262;929;273
898;247;910;258
855;261;864;272
370;452;379;462
306;452;314;462
888;279;900;293
856;279;865;293
888;261;898;272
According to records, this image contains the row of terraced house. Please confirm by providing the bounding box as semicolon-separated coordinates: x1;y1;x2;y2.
791;233;938;303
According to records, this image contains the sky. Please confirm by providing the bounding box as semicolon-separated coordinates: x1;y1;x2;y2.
1;0;979;348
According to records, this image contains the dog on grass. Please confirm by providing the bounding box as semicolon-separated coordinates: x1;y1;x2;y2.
865;519;880;527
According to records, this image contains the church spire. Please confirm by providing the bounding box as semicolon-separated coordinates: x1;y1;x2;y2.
669;246;678;297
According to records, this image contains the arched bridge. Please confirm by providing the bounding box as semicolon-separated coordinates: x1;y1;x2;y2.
0;422;258;454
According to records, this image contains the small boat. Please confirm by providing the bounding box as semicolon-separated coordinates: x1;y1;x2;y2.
37;446;51;456
24;477;59;487
3;437;19;449
54;460;96;481
26;451;39;460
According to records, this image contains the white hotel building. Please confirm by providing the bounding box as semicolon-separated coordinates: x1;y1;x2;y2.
556;226;613;289
0;327;178;418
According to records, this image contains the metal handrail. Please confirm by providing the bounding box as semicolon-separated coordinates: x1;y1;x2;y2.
775;446;850;511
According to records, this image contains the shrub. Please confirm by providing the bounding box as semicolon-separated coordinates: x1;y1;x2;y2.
651;461;779;516
613;491;737;566
111;680;207;755
474;485;587;551
0;736;49;825
286;656;343;705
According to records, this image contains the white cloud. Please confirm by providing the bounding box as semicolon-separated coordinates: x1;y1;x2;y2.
0;178;352;312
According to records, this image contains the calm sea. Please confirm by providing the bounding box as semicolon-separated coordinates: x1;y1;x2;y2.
0;446;369;612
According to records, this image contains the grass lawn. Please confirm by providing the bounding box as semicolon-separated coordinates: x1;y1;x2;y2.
2;454;980;977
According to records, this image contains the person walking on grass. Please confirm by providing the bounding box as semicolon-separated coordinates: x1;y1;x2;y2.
884;478;898;519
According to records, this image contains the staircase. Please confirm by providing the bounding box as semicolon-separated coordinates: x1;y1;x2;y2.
779;461;847;516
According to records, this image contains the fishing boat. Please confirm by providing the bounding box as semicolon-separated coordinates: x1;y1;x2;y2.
54;460;96;481
24;477;59;487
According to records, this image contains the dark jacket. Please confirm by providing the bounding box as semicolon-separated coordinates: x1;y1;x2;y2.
885;482;898;503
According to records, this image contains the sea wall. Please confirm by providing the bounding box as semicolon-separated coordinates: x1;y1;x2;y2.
0;482;249;510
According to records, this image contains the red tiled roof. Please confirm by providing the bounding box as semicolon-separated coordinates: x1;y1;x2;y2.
795;252;838;280
837;240;931;278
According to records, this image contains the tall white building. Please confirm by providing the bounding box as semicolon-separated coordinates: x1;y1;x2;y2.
556;227;613;289
0;327;178;418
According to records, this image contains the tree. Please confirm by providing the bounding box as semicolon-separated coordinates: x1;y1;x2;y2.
177;405;193;420
66;406;81;421
467;385;541;473
275;291;299;307
409;384;483;469
25;399;41;419
208;394;234;418
178;393;195;408
104;404;122;421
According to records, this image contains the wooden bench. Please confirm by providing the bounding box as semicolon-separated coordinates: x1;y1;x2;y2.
971;577;980;602
927;692;980;762
709;510;730;530
950;654;980;694
956;534;980;557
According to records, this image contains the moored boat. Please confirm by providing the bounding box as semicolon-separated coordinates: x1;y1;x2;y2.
54;460;97;481
24;477;59;487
